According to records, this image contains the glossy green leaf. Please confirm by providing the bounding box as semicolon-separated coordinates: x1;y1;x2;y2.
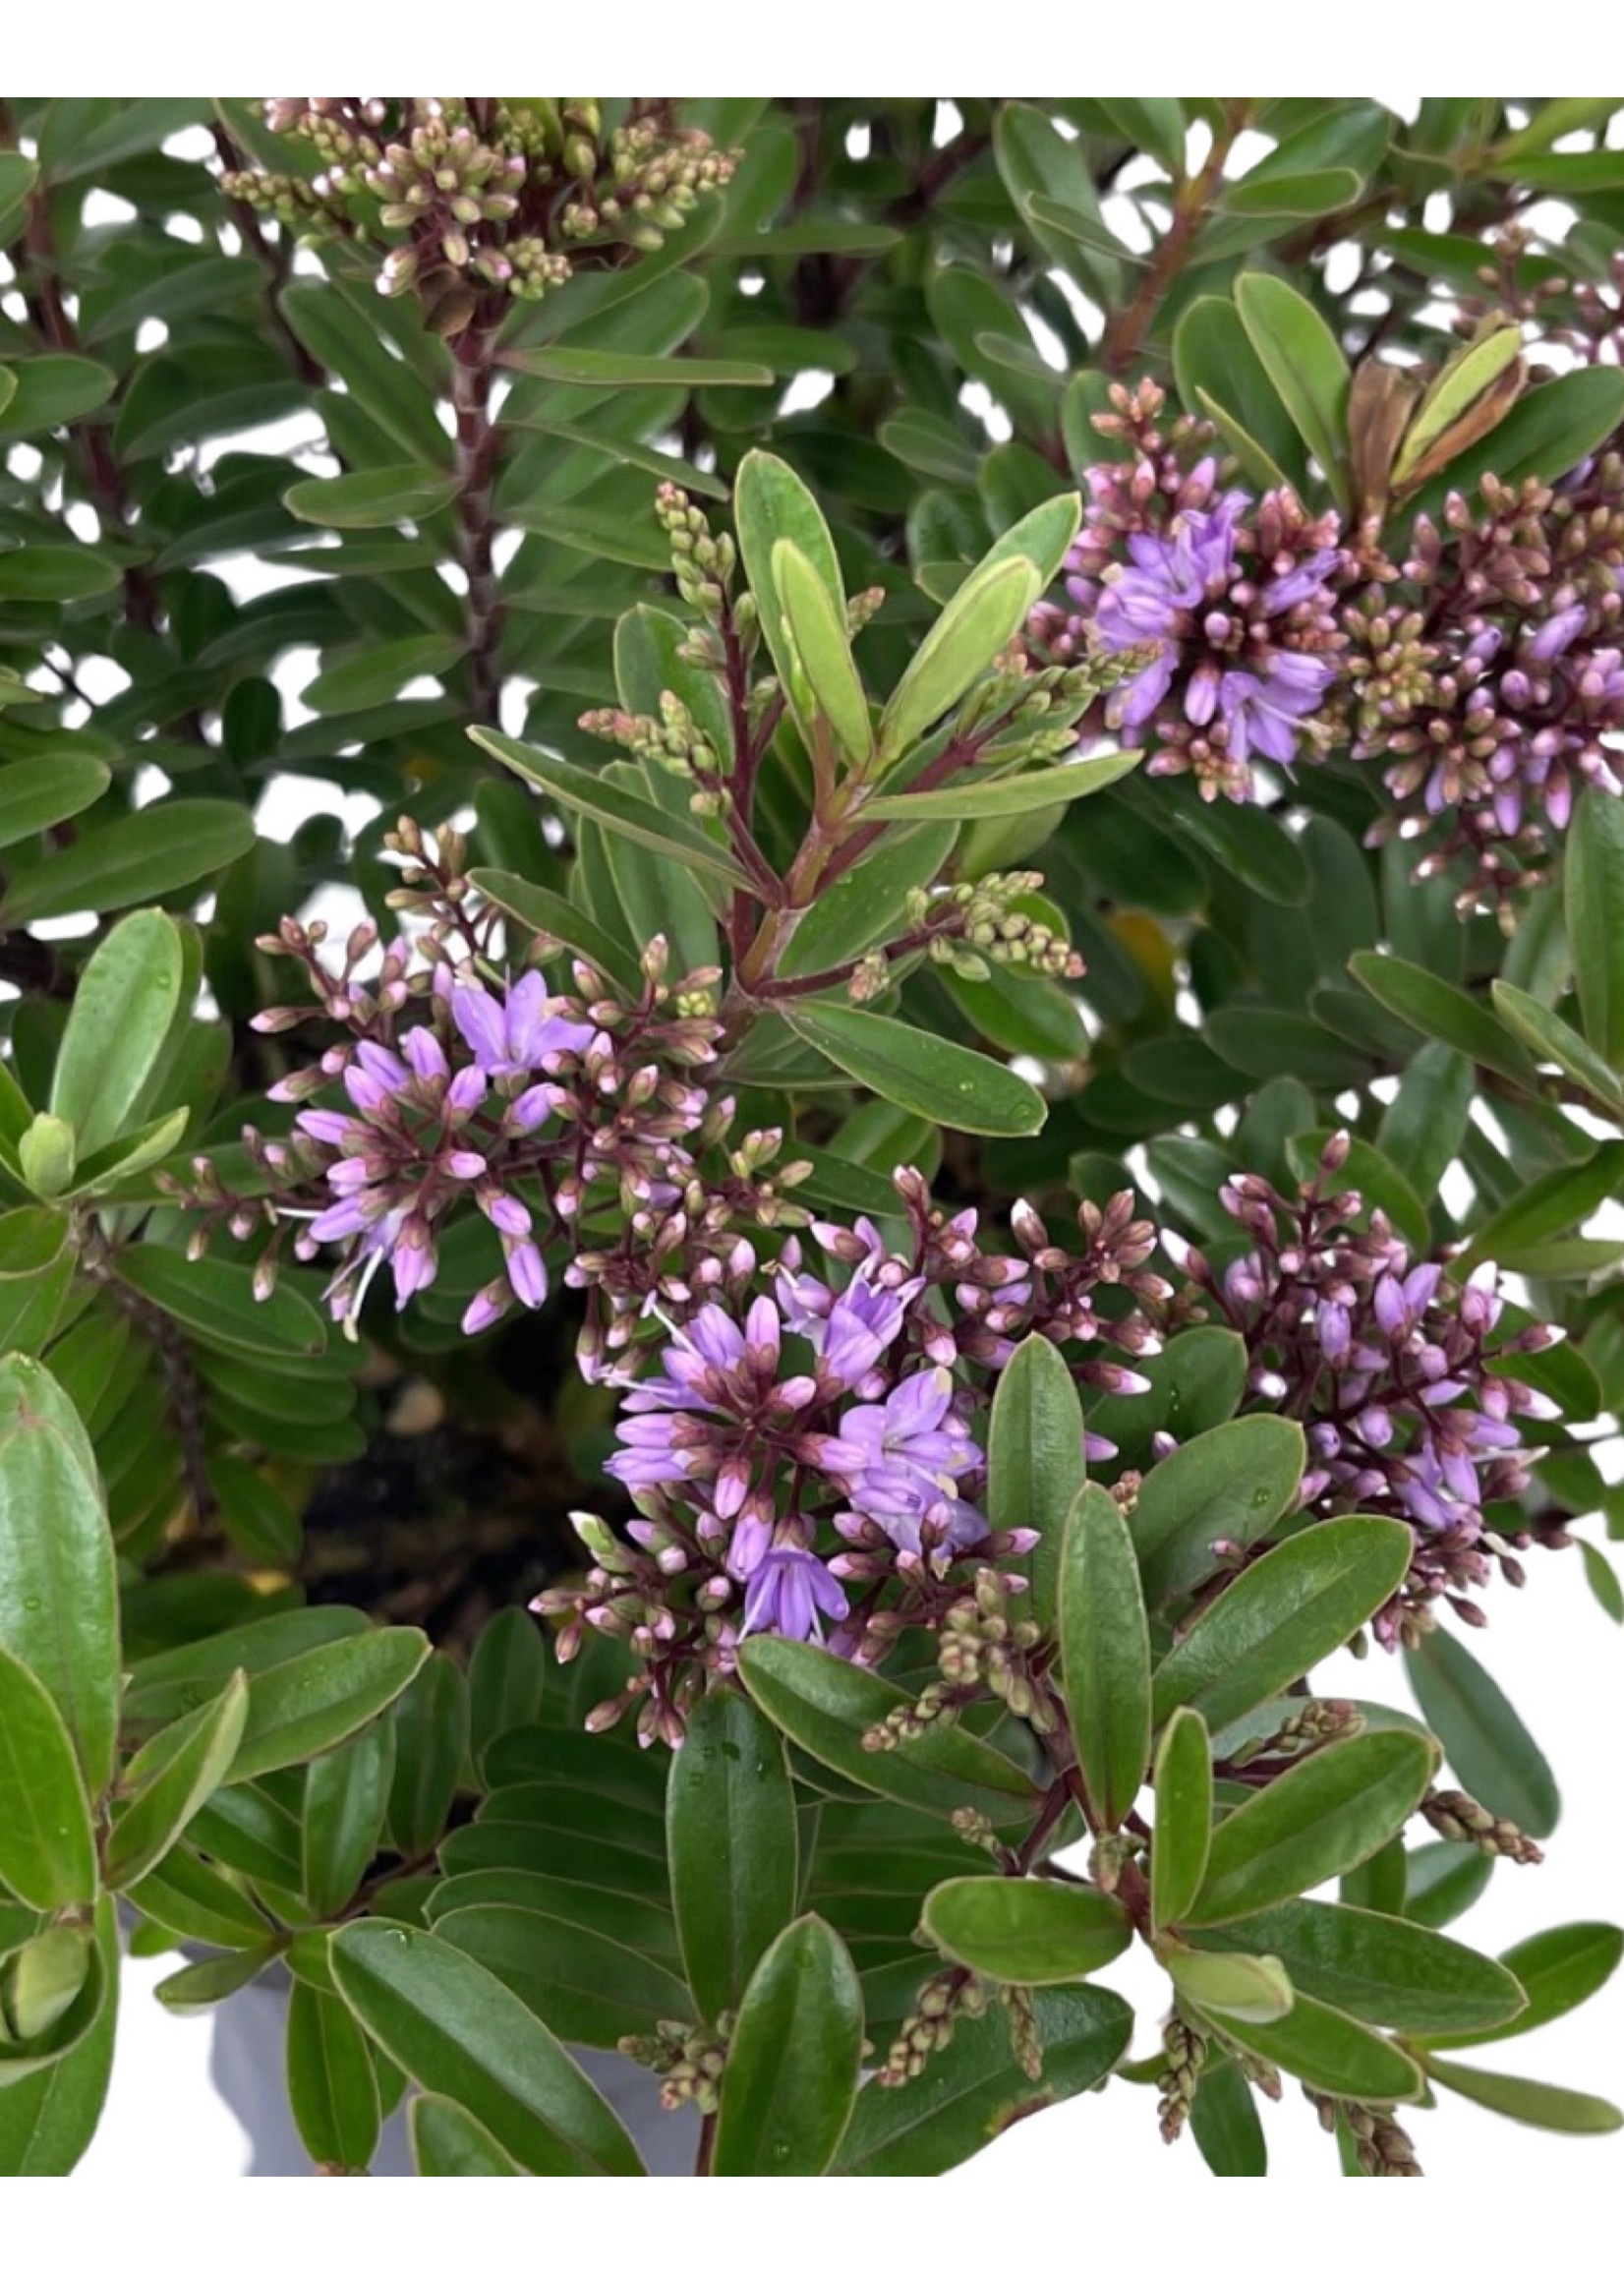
0;1900;117;2173
835;1984;1132;2175
1197;1899;1525;2035
122;1606;369;1729
667;1684;797;2025
736;1637;1039;1827
1187;1731;1437;1926
0;801;254;924
409;2094;524;2176
467;1608;551;1776
1084;1328;1247;1471
774;539;873;766
433;1903;692;2049
330;1920;645;2175
125;1844;272;1951
1404;1626;1559;1839
1189;2058;1267;2177
0;1355;119;1798
1198;1990;1422;2103
1234;273;1352;510
0;1646;96;1910
48;910;184;1159
1404;1839;1494;1930
472;728;749;891
283;466;461;528
112;1248;326;1359
1566;787;1624;1067
0;1210;74;1358
1419;1921;1623;2050
0;355;115;437
286;1982;380;2173
1131;1415;1305;1607
1349;951;1538;1087
861;746;1139;824
712;1915;863;2178
0;1923;106;2084
1150;1708;1213;1934
1421;2054;1622;2133
732;448;845;699
0;753;111;851
986;1332;1085;1631
103;1671;249;1892
1060;1483;1150;1830
502;346;774;388
783;1004;1045;1137
384;1651;468;1861
302;1715;397;1917
230;1629;430;1784
1174;297;1305;492
153;1947;277;2010
1150;1518;1413;1734
466;867;643;996
922;1877;1131;1985
1491;978;1624;1107
879;555;1042;765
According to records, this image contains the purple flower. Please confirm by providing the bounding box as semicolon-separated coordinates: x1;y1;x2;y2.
739;1548;848;1643
838;1368;984;1555
451;971;597;1081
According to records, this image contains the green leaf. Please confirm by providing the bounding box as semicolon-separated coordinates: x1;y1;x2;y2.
1421;2054;1622;2134
286;1982;381;2173
1197;1899;1526;2035
986;1333;1085;1631
1187;1731;1438;1926
783;1005;1045;1137
1165;1947;1295;2024
777;824;957;980
861;746;1139;824
1060;1483;1150;1830
0;1210;75;1358
1131;1415;1305;1607
879;555;1043;766
306;635;467;717
1150;1518;1414;1734
1234;273;1352;510
1189;2059;1268;2177
1349;951;1538;1088
667;1685;797;2025
471;728;749;892
736;1638;1039;1827
773;539;873;766
1150;1708;1213;1934
0;1645;96;1910
0;753;110;852
1283;1128;1430;1254
330;1920;645;2175
122;1606;369;1728
922;1877;1131;1985
0;1356;118;1798
103;1671;249;1892
0;1922;100;2069
409;2094;524;2176
0;547;116;601
1404;1840;1494;1931
283;466;461;528
0;1900;117;2173
835;1984;1132;2175
384;1650;468;1861
1490;978;1624;1107
732;449;846;701
1460;1141;1624;1271
125;1843;272;1951
0;355;115;438
1565;787;1624;1067
433;1904;693;2049
302;1716;397;1917
0;801;254;924
501;346;775;388
111;1248;325;1359
467;1607;551;1777
1173;297;1305;492
1197;1990;1422;2104
1408;368;1624;516
712;1915;863;2177
1404;1626;1559;1839
1419;1921;1623;2051
48;910;184;1159
1084;1327;1247;1470
152;1948;275;2010
230;1630;431;1784
466;867;643;997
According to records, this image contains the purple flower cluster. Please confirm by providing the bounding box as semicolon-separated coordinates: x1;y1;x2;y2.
1182;1135;1557;1644
539;1187;1170;1743
1027;380;1346;800
1346;458;1624;905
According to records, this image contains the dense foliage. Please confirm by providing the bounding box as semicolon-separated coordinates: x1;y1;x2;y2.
1;95;1622;2180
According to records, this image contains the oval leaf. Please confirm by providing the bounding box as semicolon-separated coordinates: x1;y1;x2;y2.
783;1003;1046;1137
667;1684;797;2025
1060;1483;1151;1831
712;1915;863;2178
922;1877;1132;1985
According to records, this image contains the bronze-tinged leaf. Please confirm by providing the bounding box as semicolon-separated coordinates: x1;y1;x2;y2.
1348;359;1420;524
